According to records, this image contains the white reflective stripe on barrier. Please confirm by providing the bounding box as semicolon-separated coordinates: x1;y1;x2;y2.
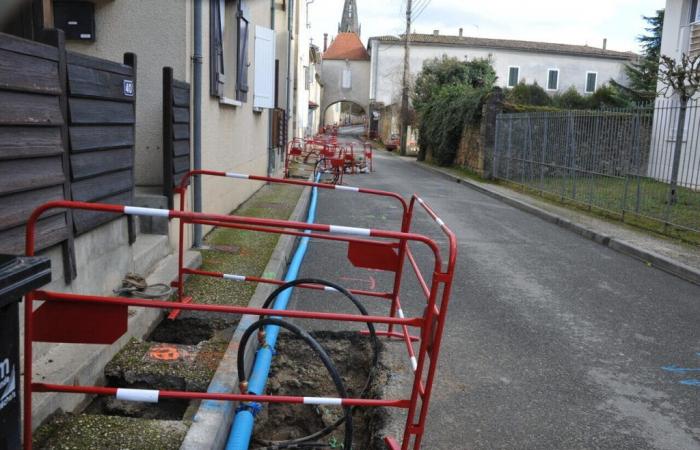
417;197;424;204
223;274;246;282
410;356;418;371
334;185;360;192
329;225;371;236
397;308;405;319
303;396;343;406
116;388;159;403
324;286;339;292
225;172;250;179
435;217;445;227
124;206;170;218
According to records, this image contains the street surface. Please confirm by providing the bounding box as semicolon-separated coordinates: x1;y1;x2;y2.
288;128;700;449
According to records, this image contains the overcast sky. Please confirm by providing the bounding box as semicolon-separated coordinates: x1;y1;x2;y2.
306;0;666;53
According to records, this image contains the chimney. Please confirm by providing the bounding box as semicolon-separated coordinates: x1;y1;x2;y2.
433;29;439;36
603;38;607;50
323;33;328;52
459;28;463;37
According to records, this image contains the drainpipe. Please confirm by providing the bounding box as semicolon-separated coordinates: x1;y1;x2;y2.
193;0;203;247
286;0;294;139
267;0;275;176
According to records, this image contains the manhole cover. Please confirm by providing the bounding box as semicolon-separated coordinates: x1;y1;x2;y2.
210;244;241;254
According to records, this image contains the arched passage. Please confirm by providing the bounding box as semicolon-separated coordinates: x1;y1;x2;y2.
323;101;367;131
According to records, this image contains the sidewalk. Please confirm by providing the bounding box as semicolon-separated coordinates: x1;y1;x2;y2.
414;159;700;286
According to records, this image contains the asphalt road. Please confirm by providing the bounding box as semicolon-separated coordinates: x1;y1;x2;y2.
288;132;700;449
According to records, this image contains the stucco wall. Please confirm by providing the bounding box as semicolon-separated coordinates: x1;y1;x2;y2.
369;41;631;106
199;0;280;226
67;0;190;187
659;0;691;64
320;59;370;120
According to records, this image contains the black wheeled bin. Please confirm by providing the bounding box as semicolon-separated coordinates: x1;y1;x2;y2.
0;255;51;450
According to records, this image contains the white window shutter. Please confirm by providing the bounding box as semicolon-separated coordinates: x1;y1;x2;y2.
254;26;276;109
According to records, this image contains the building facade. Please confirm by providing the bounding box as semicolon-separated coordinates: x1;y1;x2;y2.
368;31;635;143
648;0;700;188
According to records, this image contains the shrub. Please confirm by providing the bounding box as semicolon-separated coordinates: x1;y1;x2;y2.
418;83;485;165
413;57;496;163
587;85;632;109
552;87;588;109
506;82;551;106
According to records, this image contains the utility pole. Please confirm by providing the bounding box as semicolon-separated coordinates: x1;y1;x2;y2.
399;0;412;156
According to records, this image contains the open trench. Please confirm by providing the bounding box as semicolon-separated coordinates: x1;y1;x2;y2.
33;311;387;449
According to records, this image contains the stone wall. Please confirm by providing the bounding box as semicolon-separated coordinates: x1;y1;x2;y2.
452;87;504;179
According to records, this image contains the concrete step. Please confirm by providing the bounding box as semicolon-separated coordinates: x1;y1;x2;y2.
30;250;202;431
131;234;171;277
134;187;169;235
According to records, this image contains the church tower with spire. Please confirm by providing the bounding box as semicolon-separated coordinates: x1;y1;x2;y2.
338;0;360;36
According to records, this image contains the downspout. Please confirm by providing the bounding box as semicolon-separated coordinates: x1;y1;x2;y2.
193;0;203;247
286;0;294;139
267;0;275;176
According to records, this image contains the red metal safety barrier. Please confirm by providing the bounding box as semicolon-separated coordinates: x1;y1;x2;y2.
23;188;456;449
170;169;410;318
285;135;373;182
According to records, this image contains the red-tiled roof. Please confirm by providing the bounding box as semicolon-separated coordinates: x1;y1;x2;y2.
323;33;370;60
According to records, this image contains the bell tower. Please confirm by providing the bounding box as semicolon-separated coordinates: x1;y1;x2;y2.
338;0;360;35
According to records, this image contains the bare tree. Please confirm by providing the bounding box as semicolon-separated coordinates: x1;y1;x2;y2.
657;53;700;204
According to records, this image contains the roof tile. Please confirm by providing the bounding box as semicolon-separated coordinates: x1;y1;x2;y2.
370;33;636;60
323;32;370;61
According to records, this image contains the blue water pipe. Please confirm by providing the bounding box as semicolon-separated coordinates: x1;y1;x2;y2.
225;177;320;450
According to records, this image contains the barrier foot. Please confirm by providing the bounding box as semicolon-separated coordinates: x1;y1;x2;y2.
384;436;401;450
361;330;420;342
167;297;192;320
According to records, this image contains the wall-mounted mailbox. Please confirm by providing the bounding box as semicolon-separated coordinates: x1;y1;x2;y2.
54;2;96;41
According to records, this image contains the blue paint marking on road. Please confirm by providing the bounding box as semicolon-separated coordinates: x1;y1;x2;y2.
661;365;700;374
679;379;700;386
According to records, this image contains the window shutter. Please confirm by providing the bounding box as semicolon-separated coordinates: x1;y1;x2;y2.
237;12;250;100
253;25;276;109
209;0;225;97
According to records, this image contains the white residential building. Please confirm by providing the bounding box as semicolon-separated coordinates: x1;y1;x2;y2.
648;0;700;188
368;31;635;109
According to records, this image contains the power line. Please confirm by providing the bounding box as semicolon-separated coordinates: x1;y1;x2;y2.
412;0;432;21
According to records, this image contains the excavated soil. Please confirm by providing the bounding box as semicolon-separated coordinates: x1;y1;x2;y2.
252;331;388;450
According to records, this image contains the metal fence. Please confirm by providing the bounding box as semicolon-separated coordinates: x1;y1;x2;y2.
493;99;700;235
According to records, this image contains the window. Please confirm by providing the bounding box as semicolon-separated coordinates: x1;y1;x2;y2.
341;69;352;89
692;0;700;23
507;66;520;88
585;72;598;93
209;0;249;102
547;69;559;91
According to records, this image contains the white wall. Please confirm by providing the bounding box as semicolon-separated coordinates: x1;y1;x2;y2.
320;59;370;120
659;0;693;64
369;41;630;106
648;0;700;188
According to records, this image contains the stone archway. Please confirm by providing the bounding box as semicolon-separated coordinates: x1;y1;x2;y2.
320;58;370;126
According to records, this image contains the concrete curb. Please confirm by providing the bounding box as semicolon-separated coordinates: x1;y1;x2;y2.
180;185;312;450
417;162;700;287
